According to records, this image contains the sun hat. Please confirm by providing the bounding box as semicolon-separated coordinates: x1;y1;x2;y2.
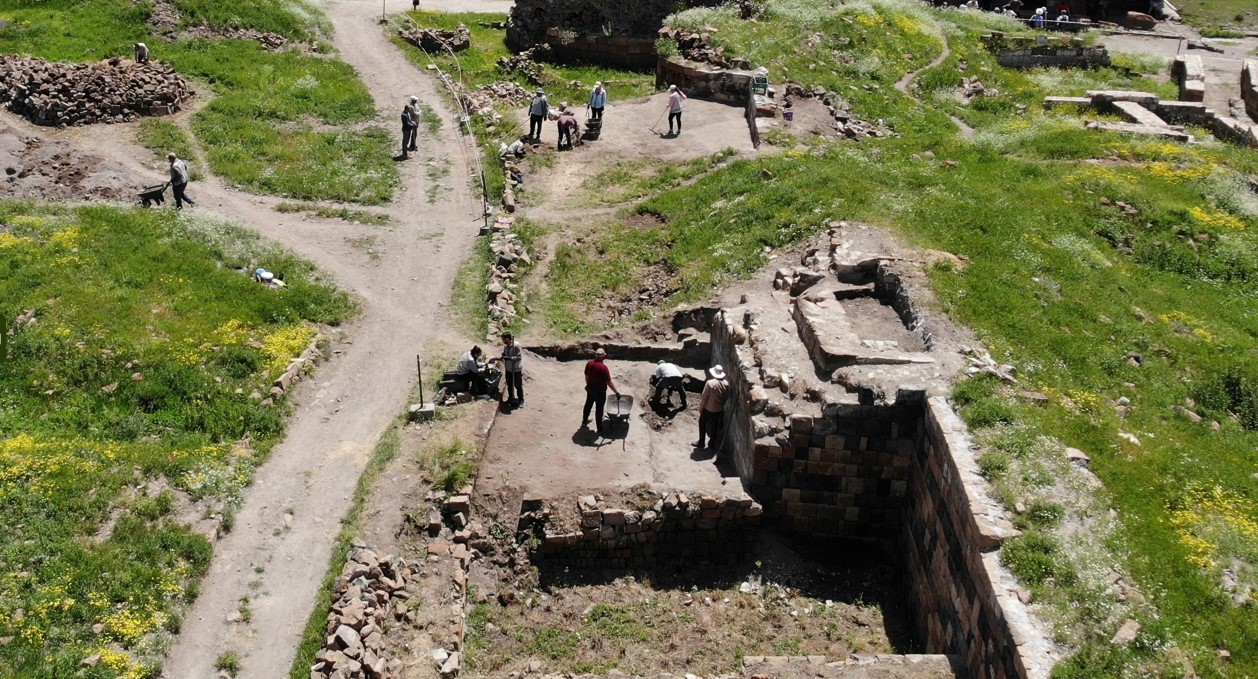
1035;7;1045;14
595;81;602;87
657;359;666;364
595;347;607;357
668;84;677;91
536;88;544;94
411;95;419;102
709;365;726;379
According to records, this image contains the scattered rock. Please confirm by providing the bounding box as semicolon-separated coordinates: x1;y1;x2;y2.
1111;618;1141;645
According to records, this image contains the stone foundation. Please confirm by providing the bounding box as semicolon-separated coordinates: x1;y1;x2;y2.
982;33;1110;69
1172;54;1205;103
519;492;762;568
1044;90;1258;147
505;0;720;67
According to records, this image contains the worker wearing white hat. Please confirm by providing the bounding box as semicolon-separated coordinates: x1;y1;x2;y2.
695;364;728;450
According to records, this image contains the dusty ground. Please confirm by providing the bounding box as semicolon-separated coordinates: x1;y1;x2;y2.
462;532;912;677
0;123;135;200
514;93;758;214
476;352;740;501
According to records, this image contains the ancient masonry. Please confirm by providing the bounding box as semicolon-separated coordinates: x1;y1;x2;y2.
521;491;763;569
0;56;192;126
981;33;1111;69
699;230;1055;678
1044;89;1258;146
505;0;717;67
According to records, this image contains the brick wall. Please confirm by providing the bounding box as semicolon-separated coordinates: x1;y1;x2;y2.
521;493;762;568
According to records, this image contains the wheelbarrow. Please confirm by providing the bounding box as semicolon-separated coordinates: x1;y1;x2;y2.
582;117;602;141
138;182;169;208
605;393;633;445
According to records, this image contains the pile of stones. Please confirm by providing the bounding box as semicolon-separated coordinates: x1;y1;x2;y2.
0;56;193;126
958;75;994;101
309;546;418;679
397;24;471;54
495;46;550;86
658;27;750;70
184;26;288;50
485;215;530;339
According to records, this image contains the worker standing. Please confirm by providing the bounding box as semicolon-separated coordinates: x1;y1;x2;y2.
167;152;195;210
695;365;728;450
527;89;549;142
587;81;607;120
582;348;619;435
401;96;419;158
665;84;687;136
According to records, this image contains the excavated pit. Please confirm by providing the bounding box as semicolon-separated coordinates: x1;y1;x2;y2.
465;226;1054;679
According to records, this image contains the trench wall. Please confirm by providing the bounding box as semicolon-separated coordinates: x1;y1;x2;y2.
1244;60;1258;122
710;309;1053;678
521;493;763;568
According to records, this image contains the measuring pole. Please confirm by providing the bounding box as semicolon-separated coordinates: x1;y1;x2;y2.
416;355;425;406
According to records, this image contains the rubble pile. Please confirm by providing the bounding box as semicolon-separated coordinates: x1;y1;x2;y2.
397;24;471;54
658;27;750;69
184;26;288;50
309;546;418;679
459;81;531;129
0;56;193;126
817;88;893;140
485;215;530;339
495;46;550;86
958;75;995;101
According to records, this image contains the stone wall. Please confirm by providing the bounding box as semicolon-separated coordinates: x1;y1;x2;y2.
521;493;763;568
901;398;1054;679
505;0;720;61
1244;60;1258;122
747;397;922;541
982;33;1110;69
709;307;1055;678
655;56;753;105
1172;54;1205;102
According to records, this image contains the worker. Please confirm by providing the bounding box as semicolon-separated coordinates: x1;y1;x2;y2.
134;43;149;64
582;347;619;435
527;89;549;142
167;152;195;210
501;332;524;408
695;365;728;450
499;135;527;160
587;81;607;120
650;360;687;409
455;346;491;397
665;84;687;136
556;107;579;150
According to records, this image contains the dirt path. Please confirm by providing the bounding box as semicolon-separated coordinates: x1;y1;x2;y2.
140;0;485;676
894;24;975;139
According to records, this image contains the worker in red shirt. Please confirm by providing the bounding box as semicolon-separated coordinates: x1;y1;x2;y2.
583;347;619;434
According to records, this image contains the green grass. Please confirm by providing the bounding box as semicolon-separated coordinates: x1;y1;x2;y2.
1173;0;1258;33
274;202;391;226
0;202;354;677
135;119;204;181
0;1;398;204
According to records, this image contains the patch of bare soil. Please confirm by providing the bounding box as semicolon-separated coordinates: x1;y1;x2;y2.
605;259;678;321
462;532;911;677
838;297;927;353
0;123;134;201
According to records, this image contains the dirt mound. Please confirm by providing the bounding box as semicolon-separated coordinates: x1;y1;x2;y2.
0;56;193;127
0;124;137;202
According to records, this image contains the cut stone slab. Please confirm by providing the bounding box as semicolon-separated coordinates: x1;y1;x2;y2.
1087;121;1193;142
1111;100;1170;128
1043;95;1091;109
793;297;934;370
1087;90;1161;108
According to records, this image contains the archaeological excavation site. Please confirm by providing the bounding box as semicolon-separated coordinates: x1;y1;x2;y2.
312;224;1056;679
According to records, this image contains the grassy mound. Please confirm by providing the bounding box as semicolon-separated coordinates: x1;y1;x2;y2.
0;202;355;677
